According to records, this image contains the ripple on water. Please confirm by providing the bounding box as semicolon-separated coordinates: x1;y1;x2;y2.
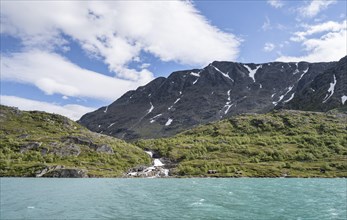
0;178;346;220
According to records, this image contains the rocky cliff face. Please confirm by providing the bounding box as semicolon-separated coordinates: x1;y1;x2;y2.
79;56;347;140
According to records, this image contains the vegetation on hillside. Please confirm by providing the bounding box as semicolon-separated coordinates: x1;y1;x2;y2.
1;104;346;178
135;110;347;177
0;105;151;177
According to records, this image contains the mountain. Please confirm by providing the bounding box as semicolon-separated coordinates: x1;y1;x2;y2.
79;56;347;140
0;105;151;177
136;109;347;177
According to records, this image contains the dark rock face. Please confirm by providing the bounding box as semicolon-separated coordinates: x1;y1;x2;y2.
79;56;347;140
281;56;347;111
35;165;88;178
42;168;88;178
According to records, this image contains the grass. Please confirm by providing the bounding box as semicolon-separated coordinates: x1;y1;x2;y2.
1;104;346;178
135;109;347;177
0;105;151;177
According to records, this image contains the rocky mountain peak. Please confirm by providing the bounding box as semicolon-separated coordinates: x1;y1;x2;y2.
79;56;346;140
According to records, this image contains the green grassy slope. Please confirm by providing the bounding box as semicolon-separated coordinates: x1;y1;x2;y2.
135;110;347;177
0;105;151;177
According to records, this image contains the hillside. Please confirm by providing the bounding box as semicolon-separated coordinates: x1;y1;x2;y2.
135;109;347;177
79;56;347;140
0;105;151;177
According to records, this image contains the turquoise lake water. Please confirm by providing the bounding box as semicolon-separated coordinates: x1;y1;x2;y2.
1;178;346;219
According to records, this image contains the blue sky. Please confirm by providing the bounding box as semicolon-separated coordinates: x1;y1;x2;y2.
1;0;346;120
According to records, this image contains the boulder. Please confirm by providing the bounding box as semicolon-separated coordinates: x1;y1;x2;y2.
35;165;65;177
20;142;42;153
96;144;114;154
52;145;81;156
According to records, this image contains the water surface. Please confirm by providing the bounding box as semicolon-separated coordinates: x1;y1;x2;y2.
1;178;346;219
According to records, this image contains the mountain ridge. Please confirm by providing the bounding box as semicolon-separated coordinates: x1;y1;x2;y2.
79;56;347;140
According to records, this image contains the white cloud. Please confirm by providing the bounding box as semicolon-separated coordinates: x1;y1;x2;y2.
0;95;95;120
264;43;276;52
298;0;336;18
262;16;272;31
1;1;241;82
267;0;284;8
140;63;151;69
291;20;347;42
277;20;347;62
1;50;153;101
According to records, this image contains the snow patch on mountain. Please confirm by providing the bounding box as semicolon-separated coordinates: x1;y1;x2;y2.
244;65;262;82
221;90;234;115
323;75;337;103
298;67;309;82
150;114;162;123
273;86;294;106
190;72;200;77
284;93;295;103
174;98;181;104
211;65;233;81
147;102;154;114
107;122;115;128
165;118;173;126
341;95;347;105
293;68;300;75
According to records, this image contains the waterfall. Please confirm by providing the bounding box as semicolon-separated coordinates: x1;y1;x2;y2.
127;151;169;178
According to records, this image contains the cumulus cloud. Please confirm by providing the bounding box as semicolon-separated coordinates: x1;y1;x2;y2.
277;20;346;62
290;20;347;42
0;95;95;120
298;0;336;18
264;43;275;52
1;1;241;82
267;0;284;8
1;50;153;101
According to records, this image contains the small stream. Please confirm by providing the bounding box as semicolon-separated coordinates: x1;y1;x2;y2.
127;151;169;178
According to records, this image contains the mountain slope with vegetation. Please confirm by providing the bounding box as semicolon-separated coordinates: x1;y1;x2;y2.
135;109;347;177
0;105;151;177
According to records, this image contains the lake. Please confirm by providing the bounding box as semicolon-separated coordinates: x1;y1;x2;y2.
1;178;346;219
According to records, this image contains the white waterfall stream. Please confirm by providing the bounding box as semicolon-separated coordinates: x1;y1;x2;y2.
127;151;169;177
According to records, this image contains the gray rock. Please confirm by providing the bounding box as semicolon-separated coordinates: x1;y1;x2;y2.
20;142;42;153
130;165;147;172
52;144;81;156
42;168;88;178
96;144;114;154
40;147;48;156
17;134;30;139
35;165;65;177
